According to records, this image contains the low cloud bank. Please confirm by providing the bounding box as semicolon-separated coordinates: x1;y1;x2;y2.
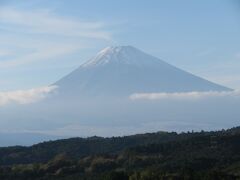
0;86;57;106
130;90;240;100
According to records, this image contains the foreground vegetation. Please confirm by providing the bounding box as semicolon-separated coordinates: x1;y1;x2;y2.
0;127;240;179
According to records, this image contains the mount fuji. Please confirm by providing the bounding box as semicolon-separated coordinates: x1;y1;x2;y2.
55;46;230;97
0;46;238;146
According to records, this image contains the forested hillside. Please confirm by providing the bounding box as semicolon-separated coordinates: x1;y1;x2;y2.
0;127;240;179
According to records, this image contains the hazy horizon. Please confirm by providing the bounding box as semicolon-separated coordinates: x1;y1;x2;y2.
0;0;239;146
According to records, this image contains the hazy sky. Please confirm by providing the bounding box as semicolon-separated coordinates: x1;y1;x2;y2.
0;0;239;90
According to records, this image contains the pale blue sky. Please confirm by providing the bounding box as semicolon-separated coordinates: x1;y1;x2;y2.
0;0;240;91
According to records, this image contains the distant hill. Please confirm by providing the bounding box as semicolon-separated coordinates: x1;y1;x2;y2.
0;127;240;179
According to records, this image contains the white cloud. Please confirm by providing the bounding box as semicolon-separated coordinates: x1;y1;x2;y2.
0;49;12;57
0;7;112;68
0;7;111;39
130;90;240;100
235;52;240;59
0;85;57;106
0;42;81;68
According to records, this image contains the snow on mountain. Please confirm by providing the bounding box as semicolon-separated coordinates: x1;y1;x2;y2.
0;46;236;145
55;46;231;96
81;46;162;68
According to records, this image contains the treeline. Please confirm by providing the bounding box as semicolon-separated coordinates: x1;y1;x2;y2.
0;127;240;179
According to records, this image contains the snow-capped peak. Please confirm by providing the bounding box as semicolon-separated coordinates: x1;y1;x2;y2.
55;45;231;96
81;46;160;68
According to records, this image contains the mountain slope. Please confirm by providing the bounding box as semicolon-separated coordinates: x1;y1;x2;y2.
0;126;240;166
55;46;231;96
0;127;240;180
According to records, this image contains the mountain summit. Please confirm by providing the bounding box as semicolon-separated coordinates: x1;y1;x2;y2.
55;46;231;96
81;46;162;68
